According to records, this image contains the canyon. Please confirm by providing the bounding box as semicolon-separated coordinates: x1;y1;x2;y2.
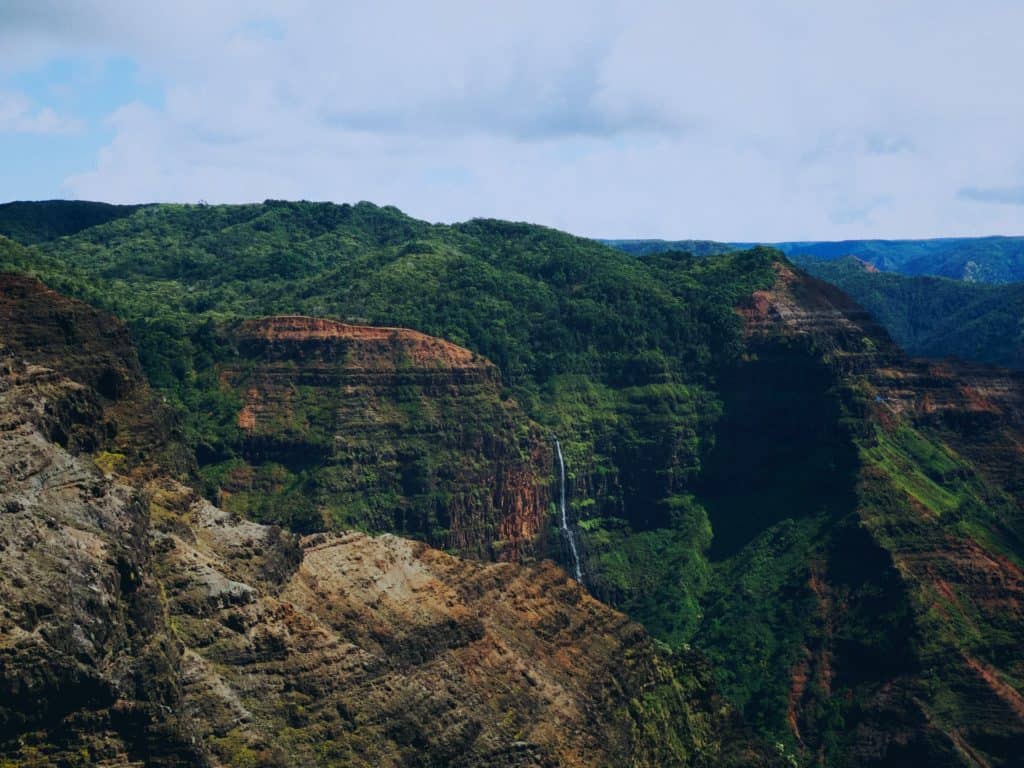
717;262;1024;764
2;200;1024;766
0;273;770;767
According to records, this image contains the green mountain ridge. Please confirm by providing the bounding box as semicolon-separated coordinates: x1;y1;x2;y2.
0;199;146;245
797;257;1024;370
604;237;1024;372
604;235;1024;283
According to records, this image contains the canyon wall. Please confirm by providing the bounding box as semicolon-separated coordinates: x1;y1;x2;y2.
714;262;1024;766
211;315;551;561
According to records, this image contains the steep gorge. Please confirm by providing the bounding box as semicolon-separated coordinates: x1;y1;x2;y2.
701;263;1024;765
4;202;1024;766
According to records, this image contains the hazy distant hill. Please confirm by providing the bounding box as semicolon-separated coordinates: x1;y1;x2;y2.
604;235;1024;283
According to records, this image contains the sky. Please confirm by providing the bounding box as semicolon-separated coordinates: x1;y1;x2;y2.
1;0;1023;241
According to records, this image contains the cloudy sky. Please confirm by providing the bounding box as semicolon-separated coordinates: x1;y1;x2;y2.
1;0;1023;240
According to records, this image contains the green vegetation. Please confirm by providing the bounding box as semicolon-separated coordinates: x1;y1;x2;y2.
698;517;822;734
0;200;144;245
0;200;777;606
798;257;1024;369
5;200;1024;765
863;425;970;516
7;203;773;402
606;235;1024;283
605;240;1024;370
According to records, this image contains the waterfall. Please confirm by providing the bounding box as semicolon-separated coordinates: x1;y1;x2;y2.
554;438;584;583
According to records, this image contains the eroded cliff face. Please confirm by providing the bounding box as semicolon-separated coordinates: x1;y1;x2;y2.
0;277;773;767
0;383;206;766
210;315;550;561
719;262;1024;766
148;480;766;767
870;358;1024;494
0;273;184;471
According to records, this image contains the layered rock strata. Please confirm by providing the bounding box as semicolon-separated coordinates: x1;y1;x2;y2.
727;261;1024;766
214;315;550;561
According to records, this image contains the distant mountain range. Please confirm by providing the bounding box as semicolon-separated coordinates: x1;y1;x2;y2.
605;236;1024;370
798;257;1024;370
603;236;1024;284
1;200;1020;370
4;203;1020;284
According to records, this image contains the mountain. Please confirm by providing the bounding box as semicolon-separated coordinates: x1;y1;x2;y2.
2;200;1024;765
712;262;1024;765
798;257;1024;370
603;237;1024;371
778;237;1024;283
0;201;780;648
604;236;1024;283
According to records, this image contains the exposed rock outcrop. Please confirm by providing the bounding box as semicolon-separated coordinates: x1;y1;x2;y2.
150;480;762;767
0;358;205;766
213;315;550;561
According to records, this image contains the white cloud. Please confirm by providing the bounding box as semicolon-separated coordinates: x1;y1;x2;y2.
4;0;1024;238
0;90;83;134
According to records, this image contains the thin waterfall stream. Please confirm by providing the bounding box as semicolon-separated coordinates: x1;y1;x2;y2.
554;438;584;583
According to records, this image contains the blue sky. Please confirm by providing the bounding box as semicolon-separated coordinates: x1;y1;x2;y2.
2;56;161;198
1;0;1023;240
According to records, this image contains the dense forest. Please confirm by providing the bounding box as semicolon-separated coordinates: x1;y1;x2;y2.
0;200;144;245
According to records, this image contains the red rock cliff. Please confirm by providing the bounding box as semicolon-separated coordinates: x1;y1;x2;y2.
214;315;551;562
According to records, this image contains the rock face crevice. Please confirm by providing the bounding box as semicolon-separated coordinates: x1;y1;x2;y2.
214;315;550;561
